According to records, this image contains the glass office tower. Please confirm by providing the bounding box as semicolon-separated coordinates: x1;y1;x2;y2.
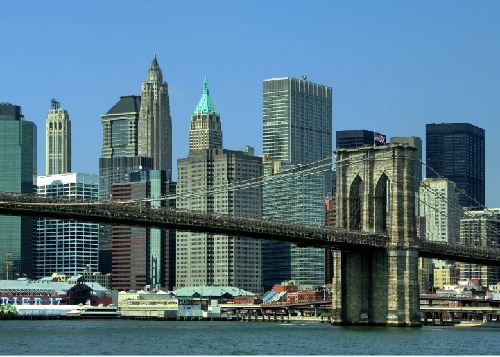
426;123;485;208
262;77;332;288
0;103;37;279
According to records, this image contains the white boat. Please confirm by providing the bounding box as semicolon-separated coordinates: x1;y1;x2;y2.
60;303;120;319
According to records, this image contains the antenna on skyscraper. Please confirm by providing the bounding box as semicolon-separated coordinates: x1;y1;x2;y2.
302;74;307;81
51;98;60;110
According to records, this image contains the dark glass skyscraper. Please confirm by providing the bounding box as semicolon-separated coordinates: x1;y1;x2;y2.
426;123;485;208
336;129;386;149
0;103;37;279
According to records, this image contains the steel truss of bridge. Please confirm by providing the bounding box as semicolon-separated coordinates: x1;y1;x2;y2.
1;193;500;266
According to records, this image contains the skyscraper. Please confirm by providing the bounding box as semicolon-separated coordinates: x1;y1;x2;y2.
45;99;71;175
35;173;99;278
111;170;176;291
262;77;332;287
263;77;332;165
0;102;37;279
189;74;222;153
138;54;172;171
426;123;485;208
176;78;262;292
176;149;263;292
99;95;153;274
99;95;153;200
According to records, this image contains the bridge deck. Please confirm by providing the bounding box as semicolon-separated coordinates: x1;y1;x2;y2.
1;193;500;265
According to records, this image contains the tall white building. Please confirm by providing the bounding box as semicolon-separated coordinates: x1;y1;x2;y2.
45;99;71;176
419;178;462;243
35;173;99;278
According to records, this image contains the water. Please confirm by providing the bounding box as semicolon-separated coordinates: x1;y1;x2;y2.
0;320;498;355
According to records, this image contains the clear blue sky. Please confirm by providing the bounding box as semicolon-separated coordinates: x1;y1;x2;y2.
1;1;499;206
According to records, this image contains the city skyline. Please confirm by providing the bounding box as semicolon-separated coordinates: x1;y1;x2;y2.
1;1;499;206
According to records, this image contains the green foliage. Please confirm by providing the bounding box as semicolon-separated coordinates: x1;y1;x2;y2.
0;303;17;315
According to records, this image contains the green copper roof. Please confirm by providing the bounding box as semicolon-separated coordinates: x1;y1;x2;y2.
194;74;217;114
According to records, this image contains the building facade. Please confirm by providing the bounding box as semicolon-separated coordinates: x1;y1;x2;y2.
457;209;500;286
189;75;222;153
263;77;332;165
0;103;37;279
262;77;332;287
99;95;154;200
138;54;172;171
176;149;263;292
426;123;485;208
433;265;460;290
419;178;462;243
35;173;99;278
111;170;176;291
45;99;71;175
99;95;153;274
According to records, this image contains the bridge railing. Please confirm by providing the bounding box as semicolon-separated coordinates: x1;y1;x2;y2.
3;192;500;262
0;192;390;249
417;238;500;262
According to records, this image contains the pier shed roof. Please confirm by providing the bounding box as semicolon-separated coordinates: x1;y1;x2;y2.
173;286;255;299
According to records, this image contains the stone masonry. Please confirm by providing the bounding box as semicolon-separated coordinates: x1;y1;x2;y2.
332;144;421;326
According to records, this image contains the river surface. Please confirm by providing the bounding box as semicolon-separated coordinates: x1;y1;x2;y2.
0;320;498;355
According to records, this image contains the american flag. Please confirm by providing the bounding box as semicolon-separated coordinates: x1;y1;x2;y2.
375;134;385;144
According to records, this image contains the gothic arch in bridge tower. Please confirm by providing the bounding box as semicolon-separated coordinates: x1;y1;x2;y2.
348;175;363;231
374;172;389;233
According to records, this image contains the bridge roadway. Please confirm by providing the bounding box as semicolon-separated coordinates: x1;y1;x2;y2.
1;193;500;266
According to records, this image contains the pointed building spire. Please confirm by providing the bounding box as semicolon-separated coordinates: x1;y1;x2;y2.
147;54;162;82
203;72;209;96
194;72;216;114
149;53;160;72
189;72;222;153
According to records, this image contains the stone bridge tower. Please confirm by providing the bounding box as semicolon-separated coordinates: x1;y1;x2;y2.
332;144;421;326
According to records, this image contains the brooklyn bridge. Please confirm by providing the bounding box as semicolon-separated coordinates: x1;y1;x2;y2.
1;144;499;326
